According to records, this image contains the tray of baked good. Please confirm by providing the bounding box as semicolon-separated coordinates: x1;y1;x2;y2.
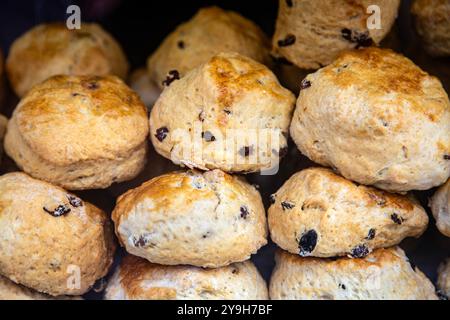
0;0;449;300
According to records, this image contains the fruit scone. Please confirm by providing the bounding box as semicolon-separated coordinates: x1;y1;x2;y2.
105;255;268;300
272;0;400;69
0;172;115;296
4;75;149;190
270;247;438;300
150;52;295;174
430;179;450;237
437;258;450;299
147;6;272;90
411;0;450;57
269;167;428;258
290;47;450;192
112;169;267;268
6;22;129;97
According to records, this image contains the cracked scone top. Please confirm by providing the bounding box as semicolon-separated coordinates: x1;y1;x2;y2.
272;0;400;69
438;258;450;299
411;0;450;57
270;247;438;300
268;167;428;258
6;23;129;97
290;47;450;192
0;172;115;296
150;52;296;174
105;255;268;300
147;6;271;89
430;179;450;237
112;170;268;268
4;75;149;190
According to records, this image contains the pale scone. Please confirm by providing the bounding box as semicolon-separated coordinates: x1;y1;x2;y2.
104;255;268;300
272;0;400;69
430;179;450;237
4;75;149;190
268;167;429;258
270;248;438;300
6;23;129;97
112;170;267;268
411;0;450;57
150;52;295;174
0;172;116;296
147;6;271;89
437;258;450;299
290;47;450;192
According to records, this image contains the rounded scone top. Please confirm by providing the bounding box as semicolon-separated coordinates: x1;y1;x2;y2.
6;22;129;97
437;258;450;299
272;0;400;69
147;6;271;89
411;0;450;57
0;172;115;296
150;52;296;174
105;255;268;300
269;167;429;258
290;47;450;192
4;75;149;190
269;247;438;300
112;169;268;268
430;179;450;237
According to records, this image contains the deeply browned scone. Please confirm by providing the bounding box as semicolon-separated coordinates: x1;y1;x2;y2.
290;47;450;192
270;248;438;300
0;172;115;296
6;23;129;97
4;75;149;190
112;170;267;268
269;167;429;258
105;255;268;300
147;6;271;89
272;0;400;69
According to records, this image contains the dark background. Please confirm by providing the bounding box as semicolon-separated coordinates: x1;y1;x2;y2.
0;0;449;300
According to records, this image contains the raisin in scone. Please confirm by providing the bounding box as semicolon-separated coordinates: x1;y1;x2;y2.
430;179;450;237
411;0;450;57
437;258;450;299
150;52;295;174
104;255;268;300
290;47;450;192
268;167;428;258
112;170;267;268
272;0;400;69
6;23;129;97
4;75;149;190
0;172;115;296
270;247;438;300
147;6;271;89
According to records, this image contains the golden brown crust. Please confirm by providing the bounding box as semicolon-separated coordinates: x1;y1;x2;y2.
105;255;269;300
147;6;271;89
4;75;149;190
0;172;116;296
112;170;268;268
6;23;129;97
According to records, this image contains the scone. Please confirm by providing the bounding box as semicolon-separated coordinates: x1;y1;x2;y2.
430;179;450;237
268;167;429;258
147;6;271;89
290;47;450;192
112;170;267;268
128;68;161;108
437;258;450;299
270;247;438;300
411;0;450;57
4;75;149;190
6;22;129;97
104;255;268;300
150;52;295;174
272;0;400;69
0;172;115;296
